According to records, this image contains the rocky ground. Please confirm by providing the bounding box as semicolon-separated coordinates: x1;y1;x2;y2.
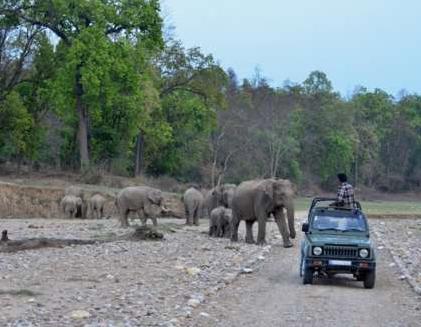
371;218;421;294
0;215;420;326
0;217;282;327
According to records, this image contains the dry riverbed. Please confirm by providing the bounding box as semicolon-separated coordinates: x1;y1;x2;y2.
0;218;282;326
0;216;420;326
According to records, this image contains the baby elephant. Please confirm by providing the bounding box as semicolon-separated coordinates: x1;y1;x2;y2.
89;194;106;219
209;206;233;238
60;195;83;219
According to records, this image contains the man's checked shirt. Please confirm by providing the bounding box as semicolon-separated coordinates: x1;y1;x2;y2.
337;182;356;208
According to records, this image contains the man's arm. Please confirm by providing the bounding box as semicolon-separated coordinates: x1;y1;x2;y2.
336;185;345;206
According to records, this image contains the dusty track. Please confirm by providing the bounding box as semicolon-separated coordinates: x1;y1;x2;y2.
188;218;421;327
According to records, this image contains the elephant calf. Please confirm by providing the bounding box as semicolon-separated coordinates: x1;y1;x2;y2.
65;185;87;218
88;194;106;219
60;195;83;219
209;206;233;238
183;187;204;226
116;186;166;227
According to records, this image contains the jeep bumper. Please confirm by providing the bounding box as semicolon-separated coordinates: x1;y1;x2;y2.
304;258;376;274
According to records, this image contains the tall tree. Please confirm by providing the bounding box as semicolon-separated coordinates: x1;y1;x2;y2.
1;0;163;169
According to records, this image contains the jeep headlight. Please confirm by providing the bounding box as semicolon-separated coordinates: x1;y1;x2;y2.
313;246;323;256
359;248;369;258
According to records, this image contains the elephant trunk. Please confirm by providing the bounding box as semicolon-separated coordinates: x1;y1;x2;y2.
286;201;296;239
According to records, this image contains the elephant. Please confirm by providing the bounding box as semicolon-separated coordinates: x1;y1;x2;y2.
60;195;83;219
182;187;204;226
221;183;236;208
230;178;296;247
116;186;166;227
204;183;237;217
209;206;232;238
65;185;87;218
88;194;106;219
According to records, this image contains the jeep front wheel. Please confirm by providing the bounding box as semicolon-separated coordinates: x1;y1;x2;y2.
363;270;376;289
303;267;313;285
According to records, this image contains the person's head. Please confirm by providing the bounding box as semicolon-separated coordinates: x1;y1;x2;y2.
337;173;347;183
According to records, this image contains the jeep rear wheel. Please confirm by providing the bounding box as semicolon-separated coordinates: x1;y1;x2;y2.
303;267;313;285
363;270;376;289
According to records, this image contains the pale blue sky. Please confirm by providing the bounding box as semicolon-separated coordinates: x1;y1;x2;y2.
163;0;421;97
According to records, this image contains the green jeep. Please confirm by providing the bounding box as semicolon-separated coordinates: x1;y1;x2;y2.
300;197;376;288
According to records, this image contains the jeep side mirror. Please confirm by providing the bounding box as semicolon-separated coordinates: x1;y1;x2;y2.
302;223;309;233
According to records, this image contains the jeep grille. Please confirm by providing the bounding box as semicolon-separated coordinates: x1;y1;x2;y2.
323;246;358;258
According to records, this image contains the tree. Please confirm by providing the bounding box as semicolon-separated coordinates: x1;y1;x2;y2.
147;41;227;180
0;91;34;169
1;0;163;169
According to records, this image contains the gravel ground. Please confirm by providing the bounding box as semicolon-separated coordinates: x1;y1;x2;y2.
370;218;421;293
0;216;420;326
0;217;283;326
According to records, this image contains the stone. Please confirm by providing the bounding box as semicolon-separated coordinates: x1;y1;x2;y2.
70;310;91;319
187;299;201;307
241;268;254;274
186;267;201;276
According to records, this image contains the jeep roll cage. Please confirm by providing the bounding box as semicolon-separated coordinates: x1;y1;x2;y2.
309;197;362;213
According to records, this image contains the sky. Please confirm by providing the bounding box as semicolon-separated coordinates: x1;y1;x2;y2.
163;0;421;97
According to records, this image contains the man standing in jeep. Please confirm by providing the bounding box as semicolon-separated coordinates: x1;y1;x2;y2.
334;173;356;208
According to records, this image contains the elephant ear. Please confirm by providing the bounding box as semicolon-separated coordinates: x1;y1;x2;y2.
263;180;275;201
148;190;162;205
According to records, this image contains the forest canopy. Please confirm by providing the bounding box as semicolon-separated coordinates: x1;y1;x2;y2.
1;1;420;192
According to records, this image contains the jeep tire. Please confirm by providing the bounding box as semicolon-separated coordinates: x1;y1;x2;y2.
363;270;376;289
303;267;313;285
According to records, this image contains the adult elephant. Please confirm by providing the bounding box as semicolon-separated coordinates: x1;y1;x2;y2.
231;178;295;247
204;183;237;216
182;187;204;226
116;186;166;227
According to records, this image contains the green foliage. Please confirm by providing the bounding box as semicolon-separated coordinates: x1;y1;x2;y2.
147;41;228;179
0;91;34;159
0;1;420;192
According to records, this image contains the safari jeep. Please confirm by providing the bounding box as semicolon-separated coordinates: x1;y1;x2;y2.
300;197;376;288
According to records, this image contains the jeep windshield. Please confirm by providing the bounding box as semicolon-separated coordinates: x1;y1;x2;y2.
311;214;367;232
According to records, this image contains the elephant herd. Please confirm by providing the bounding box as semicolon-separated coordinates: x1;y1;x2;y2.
59;178;296;247
182;178;296;247
60;186;107;219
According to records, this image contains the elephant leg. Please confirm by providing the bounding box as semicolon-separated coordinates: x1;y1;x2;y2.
209;224;214;236
230;213;240;242
185;206;190;225
245;220;255;244
287;206;296;239
216;221;223;237
256;218;267;245
224;222;231;238
274;209;292;248
120;209;129;227
100;207;104;219
188;210;194;226
151;214;158;226
193;207;200;226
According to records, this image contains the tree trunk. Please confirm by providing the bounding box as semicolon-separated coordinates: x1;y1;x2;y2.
134;131;144;177
76;67;89;169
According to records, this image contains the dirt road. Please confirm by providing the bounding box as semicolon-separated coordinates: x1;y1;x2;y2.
188;220;421;327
